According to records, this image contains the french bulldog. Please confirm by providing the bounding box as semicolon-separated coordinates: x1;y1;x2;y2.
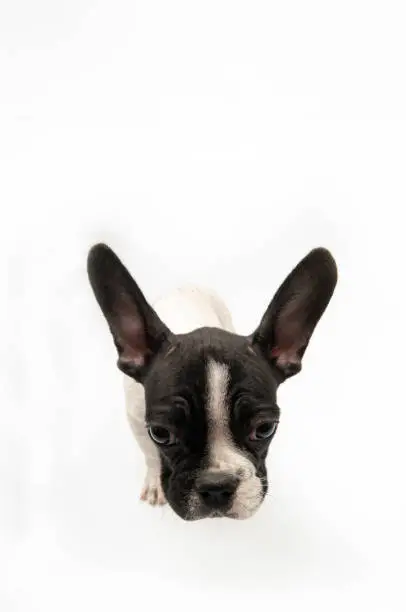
87;244;337;520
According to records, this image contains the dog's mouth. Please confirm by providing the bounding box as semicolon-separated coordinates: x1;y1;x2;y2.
207;508;256;520
184;506;230;521
208;510;224;518
183;504;261;521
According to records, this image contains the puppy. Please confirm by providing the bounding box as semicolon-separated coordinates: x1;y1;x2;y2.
87;244;337;520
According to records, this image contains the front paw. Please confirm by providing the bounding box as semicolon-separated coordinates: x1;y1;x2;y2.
140;471;166;506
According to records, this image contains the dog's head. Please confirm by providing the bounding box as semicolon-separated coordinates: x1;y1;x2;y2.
87;244;337;520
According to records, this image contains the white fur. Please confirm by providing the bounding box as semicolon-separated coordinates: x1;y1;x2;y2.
125;286;234;506
205;360;263;519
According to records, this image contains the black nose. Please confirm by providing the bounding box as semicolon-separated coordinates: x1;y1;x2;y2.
196;472;239;510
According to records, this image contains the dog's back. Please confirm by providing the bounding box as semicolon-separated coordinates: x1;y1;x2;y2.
153;285;234;334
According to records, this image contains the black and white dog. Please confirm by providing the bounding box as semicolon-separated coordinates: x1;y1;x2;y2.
87;244;337;521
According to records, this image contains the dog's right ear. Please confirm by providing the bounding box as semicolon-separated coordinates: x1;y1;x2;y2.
87;244;171;381
251;247;337;382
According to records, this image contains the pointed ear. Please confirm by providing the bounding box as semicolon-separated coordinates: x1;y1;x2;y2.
251;248;338;381
87;243;171;381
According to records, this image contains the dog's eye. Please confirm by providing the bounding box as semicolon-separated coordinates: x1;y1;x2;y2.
249;422;277;441
148;426;176;446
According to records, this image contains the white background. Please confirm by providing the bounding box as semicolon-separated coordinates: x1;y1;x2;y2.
1;1;405;610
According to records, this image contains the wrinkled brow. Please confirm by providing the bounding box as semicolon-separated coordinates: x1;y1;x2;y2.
146;400;189;427
233;398;280;422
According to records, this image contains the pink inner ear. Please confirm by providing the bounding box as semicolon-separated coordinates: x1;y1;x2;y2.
270;345;301;369
116;315;148;367
271;315;308;369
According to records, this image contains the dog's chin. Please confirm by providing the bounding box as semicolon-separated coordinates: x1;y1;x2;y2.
183;505;262;521
173;497;264;521
209;509;260;520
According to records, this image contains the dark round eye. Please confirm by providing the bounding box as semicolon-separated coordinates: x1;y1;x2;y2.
148;426;177;446
250;422;277;441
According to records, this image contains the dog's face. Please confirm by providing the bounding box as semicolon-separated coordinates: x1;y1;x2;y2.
87;244;337;520
143;329;279;520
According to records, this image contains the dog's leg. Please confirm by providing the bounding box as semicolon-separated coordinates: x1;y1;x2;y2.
124;378;166;506
138;444;166;506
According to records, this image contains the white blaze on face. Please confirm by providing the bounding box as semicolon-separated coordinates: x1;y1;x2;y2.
205;359;263;518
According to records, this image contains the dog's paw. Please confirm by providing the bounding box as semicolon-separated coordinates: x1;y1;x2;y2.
140;471;166;506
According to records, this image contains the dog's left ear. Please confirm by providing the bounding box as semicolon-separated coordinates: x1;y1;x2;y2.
251;248;338;381
87;243;171;381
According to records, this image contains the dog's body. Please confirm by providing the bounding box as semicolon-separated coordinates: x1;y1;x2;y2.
124;286;235;507
87;245;337;521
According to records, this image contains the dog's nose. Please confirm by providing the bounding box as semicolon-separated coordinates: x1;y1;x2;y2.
196;472;239;510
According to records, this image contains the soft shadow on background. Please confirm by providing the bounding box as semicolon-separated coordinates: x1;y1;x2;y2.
1;1;406;611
